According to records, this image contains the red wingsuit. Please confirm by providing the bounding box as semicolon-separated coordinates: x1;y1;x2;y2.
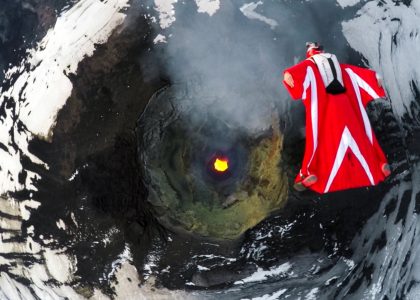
283;57;389;193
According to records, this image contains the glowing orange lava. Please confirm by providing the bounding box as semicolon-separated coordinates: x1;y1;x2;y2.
214;157;229;172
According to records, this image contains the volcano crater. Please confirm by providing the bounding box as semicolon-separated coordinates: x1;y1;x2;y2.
137;83;289;240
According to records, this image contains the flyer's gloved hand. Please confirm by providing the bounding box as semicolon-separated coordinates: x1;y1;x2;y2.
284;72;294;88
376;73;383;88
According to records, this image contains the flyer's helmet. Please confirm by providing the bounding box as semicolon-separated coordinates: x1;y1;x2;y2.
306;42;324;58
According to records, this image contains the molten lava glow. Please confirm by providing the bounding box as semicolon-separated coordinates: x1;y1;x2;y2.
214;157;229;172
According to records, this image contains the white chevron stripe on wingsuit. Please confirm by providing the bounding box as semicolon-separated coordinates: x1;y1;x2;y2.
345;68;380;144
324;126;375;193
302;66;318;174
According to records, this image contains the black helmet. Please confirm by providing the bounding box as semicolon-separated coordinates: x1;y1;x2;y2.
306;42;324;51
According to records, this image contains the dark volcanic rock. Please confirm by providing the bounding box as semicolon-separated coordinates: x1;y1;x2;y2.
24;9;167;291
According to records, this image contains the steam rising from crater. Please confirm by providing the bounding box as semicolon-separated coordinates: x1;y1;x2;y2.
154;1;287;133
150;0;358;136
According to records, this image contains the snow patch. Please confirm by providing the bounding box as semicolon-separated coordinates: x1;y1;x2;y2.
234;262;292;284
154;33;167;44
68;169;79;181
250;289;287;300
19;200;41;221
56;219;66;230
240;1;278;30
43;248;76;283
305;288;319;300
107;244;132;281
195;0;220;16
336;0;359;8
342;1;420;119
197;265;210;271
154;0;178;28
343;258;355;270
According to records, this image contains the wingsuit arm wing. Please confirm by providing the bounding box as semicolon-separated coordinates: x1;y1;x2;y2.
283;61;309;100
342;64;386;107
